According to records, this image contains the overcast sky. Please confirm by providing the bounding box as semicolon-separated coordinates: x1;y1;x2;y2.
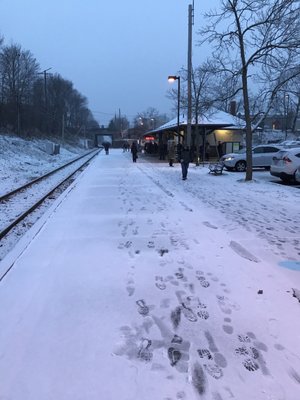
1;0;218;126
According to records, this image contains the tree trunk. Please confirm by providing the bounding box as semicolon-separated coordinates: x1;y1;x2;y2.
242;69;253;181
292;96;300;133
234;3;252;181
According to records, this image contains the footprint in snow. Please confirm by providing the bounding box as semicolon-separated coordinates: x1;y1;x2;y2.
203;221;218;229
155;276;167;290
138;338;153;362
136;299;149;316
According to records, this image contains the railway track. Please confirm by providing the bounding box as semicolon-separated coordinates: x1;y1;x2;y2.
0;148;101;241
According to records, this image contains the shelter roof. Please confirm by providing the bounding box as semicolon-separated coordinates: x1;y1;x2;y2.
151;108;245;133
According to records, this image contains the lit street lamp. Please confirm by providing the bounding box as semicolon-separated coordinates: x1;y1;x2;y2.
150;118;155;130
168;75;181;143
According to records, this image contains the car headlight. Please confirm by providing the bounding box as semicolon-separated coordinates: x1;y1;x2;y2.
224;156;235;161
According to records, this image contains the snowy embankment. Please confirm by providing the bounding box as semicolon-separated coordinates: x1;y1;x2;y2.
0;133;84;195
0;133;86;260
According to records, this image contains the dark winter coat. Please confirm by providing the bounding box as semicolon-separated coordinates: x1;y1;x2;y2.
180;147;191;163
131;142;138;155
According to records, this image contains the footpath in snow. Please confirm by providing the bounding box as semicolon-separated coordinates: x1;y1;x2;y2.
0;149;299;400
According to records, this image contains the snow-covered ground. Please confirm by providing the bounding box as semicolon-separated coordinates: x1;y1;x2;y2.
0;134;88;260
0;133;85;195
0;148;299;399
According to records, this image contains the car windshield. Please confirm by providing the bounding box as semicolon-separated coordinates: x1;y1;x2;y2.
237;148;246;154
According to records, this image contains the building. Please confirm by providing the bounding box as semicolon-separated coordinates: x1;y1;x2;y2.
146;108;246;159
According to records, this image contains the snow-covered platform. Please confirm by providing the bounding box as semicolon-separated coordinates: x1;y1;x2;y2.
0;150;299;400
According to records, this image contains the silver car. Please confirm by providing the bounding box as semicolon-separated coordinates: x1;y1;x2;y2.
270;147;300;182
221;145;283;172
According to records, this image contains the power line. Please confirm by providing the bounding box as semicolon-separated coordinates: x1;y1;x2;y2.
91;110;138;118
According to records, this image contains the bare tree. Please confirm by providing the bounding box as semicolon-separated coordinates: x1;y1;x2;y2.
199;0;300;180
167;62;242;162
0;40;98;137
134;107;168;131
108;115;129;136
285;75;300;134
0;43;39;132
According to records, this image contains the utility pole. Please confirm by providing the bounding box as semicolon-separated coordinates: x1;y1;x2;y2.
186;2;194;146
119;108;122;137
62;113;65;141
38;68;52;133
16;52;21;135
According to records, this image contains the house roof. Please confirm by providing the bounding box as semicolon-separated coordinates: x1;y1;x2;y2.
150;108;245;133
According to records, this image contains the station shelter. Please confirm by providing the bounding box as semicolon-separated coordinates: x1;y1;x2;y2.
144;108;245;160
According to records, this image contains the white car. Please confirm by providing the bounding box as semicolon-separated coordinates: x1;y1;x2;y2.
279;140;300;148
295;166;300;184
270;147;300;182
221;145;283;172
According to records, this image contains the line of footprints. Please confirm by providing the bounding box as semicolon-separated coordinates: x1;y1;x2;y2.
133;267;265;377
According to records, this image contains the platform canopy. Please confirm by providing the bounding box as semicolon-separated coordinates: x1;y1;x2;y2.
149;108;245;135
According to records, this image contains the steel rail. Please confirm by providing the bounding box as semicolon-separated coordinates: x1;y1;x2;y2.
0;149;100;240
0;148;101;202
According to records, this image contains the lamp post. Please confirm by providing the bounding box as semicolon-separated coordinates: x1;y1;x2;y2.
150;118;155;130
168;75;181;143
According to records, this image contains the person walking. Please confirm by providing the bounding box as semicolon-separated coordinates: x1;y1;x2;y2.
103;142;110;155
131;141;138;163
180;145;191;180
158;143;166;160
167;139;176;167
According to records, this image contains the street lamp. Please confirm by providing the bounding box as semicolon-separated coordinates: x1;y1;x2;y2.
150;118;155;130
168;75;181;143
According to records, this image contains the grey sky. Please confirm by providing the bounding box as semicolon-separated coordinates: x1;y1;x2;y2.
1;0;217;126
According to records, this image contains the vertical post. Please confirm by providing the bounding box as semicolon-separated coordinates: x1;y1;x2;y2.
43;70;49;134
168;75;181;143
44;71;47;111
186;3;193;146
17;97;20;135
38;68;51;134
202;128;206;166
285;93;289;140
62;113;65;141
177;76;181;144
119;108;122;137
16;52;21;135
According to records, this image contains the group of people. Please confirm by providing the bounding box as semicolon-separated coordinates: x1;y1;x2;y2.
105;138;224;181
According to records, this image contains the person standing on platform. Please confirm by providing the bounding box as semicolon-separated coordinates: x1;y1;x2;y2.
103;142;110;155
167;139;176;167
180;145;191;180
131;141;138;163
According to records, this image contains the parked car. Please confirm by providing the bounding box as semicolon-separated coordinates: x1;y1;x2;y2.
279;140;300;148
295;166;300;184
270;147;300;182
220;145;283;172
